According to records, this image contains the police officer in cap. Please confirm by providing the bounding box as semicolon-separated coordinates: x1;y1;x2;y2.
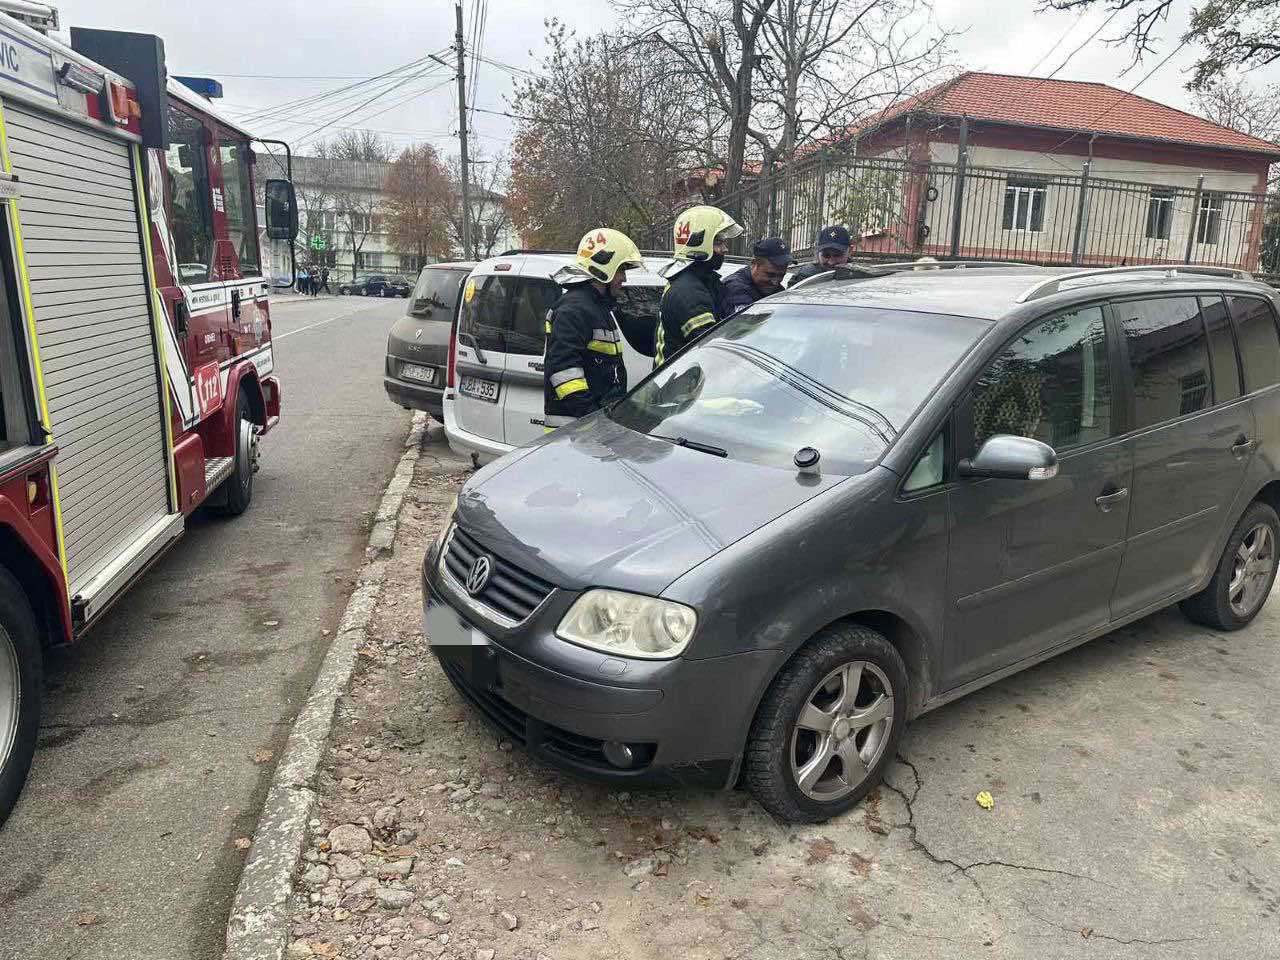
722;237;791;314
543;228;644;431
787;224;852;287
655;205;743;367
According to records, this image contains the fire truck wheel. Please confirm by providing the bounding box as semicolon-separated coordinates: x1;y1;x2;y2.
221;388;257;516
0;566;42;829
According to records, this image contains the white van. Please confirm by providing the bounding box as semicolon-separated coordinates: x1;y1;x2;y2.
443;252;674;463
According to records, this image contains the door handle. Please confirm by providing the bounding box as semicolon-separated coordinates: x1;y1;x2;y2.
1095;487;1129;512
1231;436;1257;459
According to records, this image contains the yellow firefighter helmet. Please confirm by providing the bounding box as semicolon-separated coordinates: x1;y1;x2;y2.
565;227;644;284
673;205;743;260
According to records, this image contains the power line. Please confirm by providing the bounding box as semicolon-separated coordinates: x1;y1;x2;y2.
293;66;448;149
233;62;452;137
233;51;451;126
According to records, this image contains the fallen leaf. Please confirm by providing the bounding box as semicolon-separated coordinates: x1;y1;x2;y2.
806;838;837;865
253;749;274;764
1081;927;1093;939
695;893;712;907
312;942;339;957
976;790;995;810
234;837;251;850
849;852;873;877
75;913;100;927
654;862;669;877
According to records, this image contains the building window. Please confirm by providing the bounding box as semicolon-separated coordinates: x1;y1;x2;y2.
1002;178;1046;232
1145;188;1174;240
1196;191;1222;245
322;211;337;233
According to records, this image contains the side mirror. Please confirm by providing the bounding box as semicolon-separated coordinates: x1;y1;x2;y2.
264;179;298;241
957;434;1059;481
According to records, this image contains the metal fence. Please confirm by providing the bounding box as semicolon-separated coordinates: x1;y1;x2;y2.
644;151;1280;278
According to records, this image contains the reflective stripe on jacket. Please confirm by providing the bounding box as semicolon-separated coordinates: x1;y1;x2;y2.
543;282;627;425
655;261;725;367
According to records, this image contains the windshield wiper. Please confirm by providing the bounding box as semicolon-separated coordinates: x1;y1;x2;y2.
651;434;728;458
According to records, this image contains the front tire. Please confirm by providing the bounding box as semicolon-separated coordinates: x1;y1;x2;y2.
219;388;258;516
745;623;907;823
0;567;42;828
1180;501;1279;630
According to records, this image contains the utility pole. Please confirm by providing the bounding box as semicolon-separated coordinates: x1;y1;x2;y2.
454;1;472;261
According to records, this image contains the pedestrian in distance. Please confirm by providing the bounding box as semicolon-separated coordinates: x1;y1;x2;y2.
297;266;310;295
543;228;644;432
787;224;852;288
320;266;331;294
655;204;743;368
722;237;791;314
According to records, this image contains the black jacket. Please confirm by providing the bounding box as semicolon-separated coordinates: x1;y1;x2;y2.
722;264;769;314
543;282;627;426
655;261;725;367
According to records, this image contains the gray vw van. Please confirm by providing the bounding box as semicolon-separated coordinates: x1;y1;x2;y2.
423;264;1280;822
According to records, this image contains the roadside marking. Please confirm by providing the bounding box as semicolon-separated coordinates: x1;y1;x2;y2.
274;303;385;341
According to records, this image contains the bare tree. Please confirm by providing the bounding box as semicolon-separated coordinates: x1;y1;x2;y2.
621;0;779;206
507;21;712;246
446;151;514;259
1041;0;1280;90
1194;74;1280;186
311;132;395;280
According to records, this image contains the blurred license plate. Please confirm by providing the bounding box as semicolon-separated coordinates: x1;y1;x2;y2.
425;596;489;649
459;375;499;403
401;362;436;384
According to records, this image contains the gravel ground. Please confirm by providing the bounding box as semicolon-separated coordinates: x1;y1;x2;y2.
280;439;1280;960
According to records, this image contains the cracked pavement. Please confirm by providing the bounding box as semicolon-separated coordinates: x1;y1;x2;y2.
285;450;1280;960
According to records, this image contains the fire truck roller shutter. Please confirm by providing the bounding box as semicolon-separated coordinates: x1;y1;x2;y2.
3;103;170;600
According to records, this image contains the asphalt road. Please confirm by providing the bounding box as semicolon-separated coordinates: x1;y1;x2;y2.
0;294;412;960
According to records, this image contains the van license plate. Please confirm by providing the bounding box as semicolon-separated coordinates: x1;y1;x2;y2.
425;596;489;649
401;362;436;384
459;375;500;403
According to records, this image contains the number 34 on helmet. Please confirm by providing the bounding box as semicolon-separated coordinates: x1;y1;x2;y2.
672;205;743;261
568;228;644;284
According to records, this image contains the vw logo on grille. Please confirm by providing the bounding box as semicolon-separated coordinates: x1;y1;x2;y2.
465;555;492;596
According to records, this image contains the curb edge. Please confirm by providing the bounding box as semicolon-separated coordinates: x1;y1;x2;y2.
223;411;428;960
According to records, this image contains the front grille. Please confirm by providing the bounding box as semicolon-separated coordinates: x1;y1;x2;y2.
444;526;554;622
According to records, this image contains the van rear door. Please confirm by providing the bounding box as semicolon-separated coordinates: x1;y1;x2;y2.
452;265;515;444
501;277;561;446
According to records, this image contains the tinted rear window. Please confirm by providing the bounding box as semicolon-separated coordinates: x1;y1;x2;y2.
1116;297;1210;429
1229;295;1280;392
409;269;467;319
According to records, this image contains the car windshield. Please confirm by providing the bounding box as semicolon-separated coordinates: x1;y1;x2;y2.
609;305;989;474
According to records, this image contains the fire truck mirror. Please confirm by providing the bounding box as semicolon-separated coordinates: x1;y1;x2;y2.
264;179;298;241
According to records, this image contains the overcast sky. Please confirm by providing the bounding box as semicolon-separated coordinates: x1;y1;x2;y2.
52;0;1280;162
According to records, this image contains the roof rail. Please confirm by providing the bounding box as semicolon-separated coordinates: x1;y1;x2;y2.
788;259;1038;289
496;248;753;265
1017;264;1254;302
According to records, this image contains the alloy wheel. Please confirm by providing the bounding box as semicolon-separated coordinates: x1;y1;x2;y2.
0;622;19;773
790;660;894;802
1229;522;1276;618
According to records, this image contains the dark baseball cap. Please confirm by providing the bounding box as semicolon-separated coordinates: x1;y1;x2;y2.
753;237;791;267
816;225;851;252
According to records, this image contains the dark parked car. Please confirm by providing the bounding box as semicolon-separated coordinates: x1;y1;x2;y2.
342;274;412;297
423;263;1280;822
385;263;475;419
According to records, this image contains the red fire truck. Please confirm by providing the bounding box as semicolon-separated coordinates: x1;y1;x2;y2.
0;6;297;824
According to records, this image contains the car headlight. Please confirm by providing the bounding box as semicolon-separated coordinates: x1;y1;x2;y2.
556;589;696;659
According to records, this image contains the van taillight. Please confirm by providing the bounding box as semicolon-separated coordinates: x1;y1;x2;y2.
447;322;458;388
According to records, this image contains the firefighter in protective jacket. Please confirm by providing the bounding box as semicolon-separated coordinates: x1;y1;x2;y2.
543;228;644;430
654;205;743;367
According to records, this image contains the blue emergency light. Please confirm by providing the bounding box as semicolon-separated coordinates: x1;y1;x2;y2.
174;75;223;99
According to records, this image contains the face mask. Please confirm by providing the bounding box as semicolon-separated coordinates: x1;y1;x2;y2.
707;252;725;271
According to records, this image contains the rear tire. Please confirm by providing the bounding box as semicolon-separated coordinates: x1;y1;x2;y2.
0;567;42;829
219;388;258;517
1180;501;1279;630
745;623;907;823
